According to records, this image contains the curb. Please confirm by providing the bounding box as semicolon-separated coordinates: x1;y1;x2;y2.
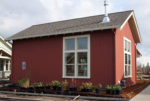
0;91;130;101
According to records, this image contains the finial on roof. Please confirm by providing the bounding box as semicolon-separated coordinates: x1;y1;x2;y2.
102;0;110;23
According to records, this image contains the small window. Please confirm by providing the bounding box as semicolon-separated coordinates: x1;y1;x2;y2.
22;61;26;70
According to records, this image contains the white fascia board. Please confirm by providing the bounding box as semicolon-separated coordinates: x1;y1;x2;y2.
0;36;12;49
132;12;142;43
120;12;133;30
0;56;11;59
120;12;142;43
0;47;11;56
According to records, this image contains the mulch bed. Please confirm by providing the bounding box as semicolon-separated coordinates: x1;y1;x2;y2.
120;80;150;98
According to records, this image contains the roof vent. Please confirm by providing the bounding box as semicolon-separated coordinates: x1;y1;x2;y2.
102;0;110;23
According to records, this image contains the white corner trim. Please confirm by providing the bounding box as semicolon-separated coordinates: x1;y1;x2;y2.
120;12;133;30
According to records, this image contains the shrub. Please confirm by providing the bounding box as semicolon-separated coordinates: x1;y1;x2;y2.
82;82;93;89
80;82;93;92
106;85;112;90
96;84;102;90
61;80;68;88
33;82;43;87
79;86;84;90
18;78;30;88
112;85;117;90
116;85;122;91
137;74;143;80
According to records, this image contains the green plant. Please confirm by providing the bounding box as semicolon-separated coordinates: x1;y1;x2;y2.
116;85;122;90
79;86;84;90
51;80;61;87
61;80;68;88
33;82;43;87
137;74;143;80
106;85;112;90
92;86;97;90
112;85;117;90
45;83;50;86
82;82;93;89
18;78;30;88
96;84;102;90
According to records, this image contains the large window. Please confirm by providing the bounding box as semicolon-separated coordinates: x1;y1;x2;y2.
124;37;132;77
63;35;90;78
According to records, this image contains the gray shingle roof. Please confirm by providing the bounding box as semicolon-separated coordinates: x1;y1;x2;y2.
7;10;133;40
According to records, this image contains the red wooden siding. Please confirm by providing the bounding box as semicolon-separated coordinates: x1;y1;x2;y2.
115;22;136;86
11;30;115;87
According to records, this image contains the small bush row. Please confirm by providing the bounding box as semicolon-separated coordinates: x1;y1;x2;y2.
106;85;122;95
17;78;122;95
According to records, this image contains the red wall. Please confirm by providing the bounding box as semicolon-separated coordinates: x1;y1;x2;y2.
115;22;136;86
11;30;115;87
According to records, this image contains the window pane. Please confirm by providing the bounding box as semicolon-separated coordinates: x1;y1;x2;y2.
22;61;26;70
128;66;131;76
77;37;88;49
65;39;75;50
66;65;74;76
125;40;127;51
125;54;127;64
65;53;74;64
125;65;128;76
78;65;87;76
78;52;87;64
128;55;131;65
128;42;130;52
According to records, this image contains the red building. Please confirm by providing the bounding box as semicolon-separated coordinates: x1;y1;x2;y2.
7;10;141;87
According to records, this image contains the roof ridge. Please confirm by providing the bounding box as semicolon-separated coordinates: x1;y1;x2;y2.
33;10;133;27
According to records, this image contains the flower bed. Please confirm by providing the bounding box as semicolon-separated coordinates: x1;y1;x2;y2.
0;80;149;98
0;80;123;98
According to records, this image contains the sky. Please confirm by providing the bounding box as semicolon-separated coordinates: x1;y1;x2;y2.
0;0;150;65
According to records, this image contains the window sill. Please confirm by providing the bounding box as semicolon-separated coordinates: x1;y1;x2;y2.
124;76;132;78
62;76;90;79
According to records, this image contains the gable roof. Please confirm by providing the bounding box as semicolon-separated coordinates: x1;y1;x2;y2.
7;10;141;43
0;36;12;56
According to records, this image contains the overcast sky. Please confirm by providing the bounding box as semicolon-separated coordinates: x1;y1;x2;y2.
0;0;149;65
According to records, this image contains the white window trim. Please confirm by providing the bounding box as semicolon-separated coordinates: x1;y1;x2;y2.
124;37;132;78
63;35;90;79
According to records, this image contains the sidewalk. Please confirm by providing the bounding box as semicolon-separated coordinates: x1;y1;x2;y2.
130;85;150;101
